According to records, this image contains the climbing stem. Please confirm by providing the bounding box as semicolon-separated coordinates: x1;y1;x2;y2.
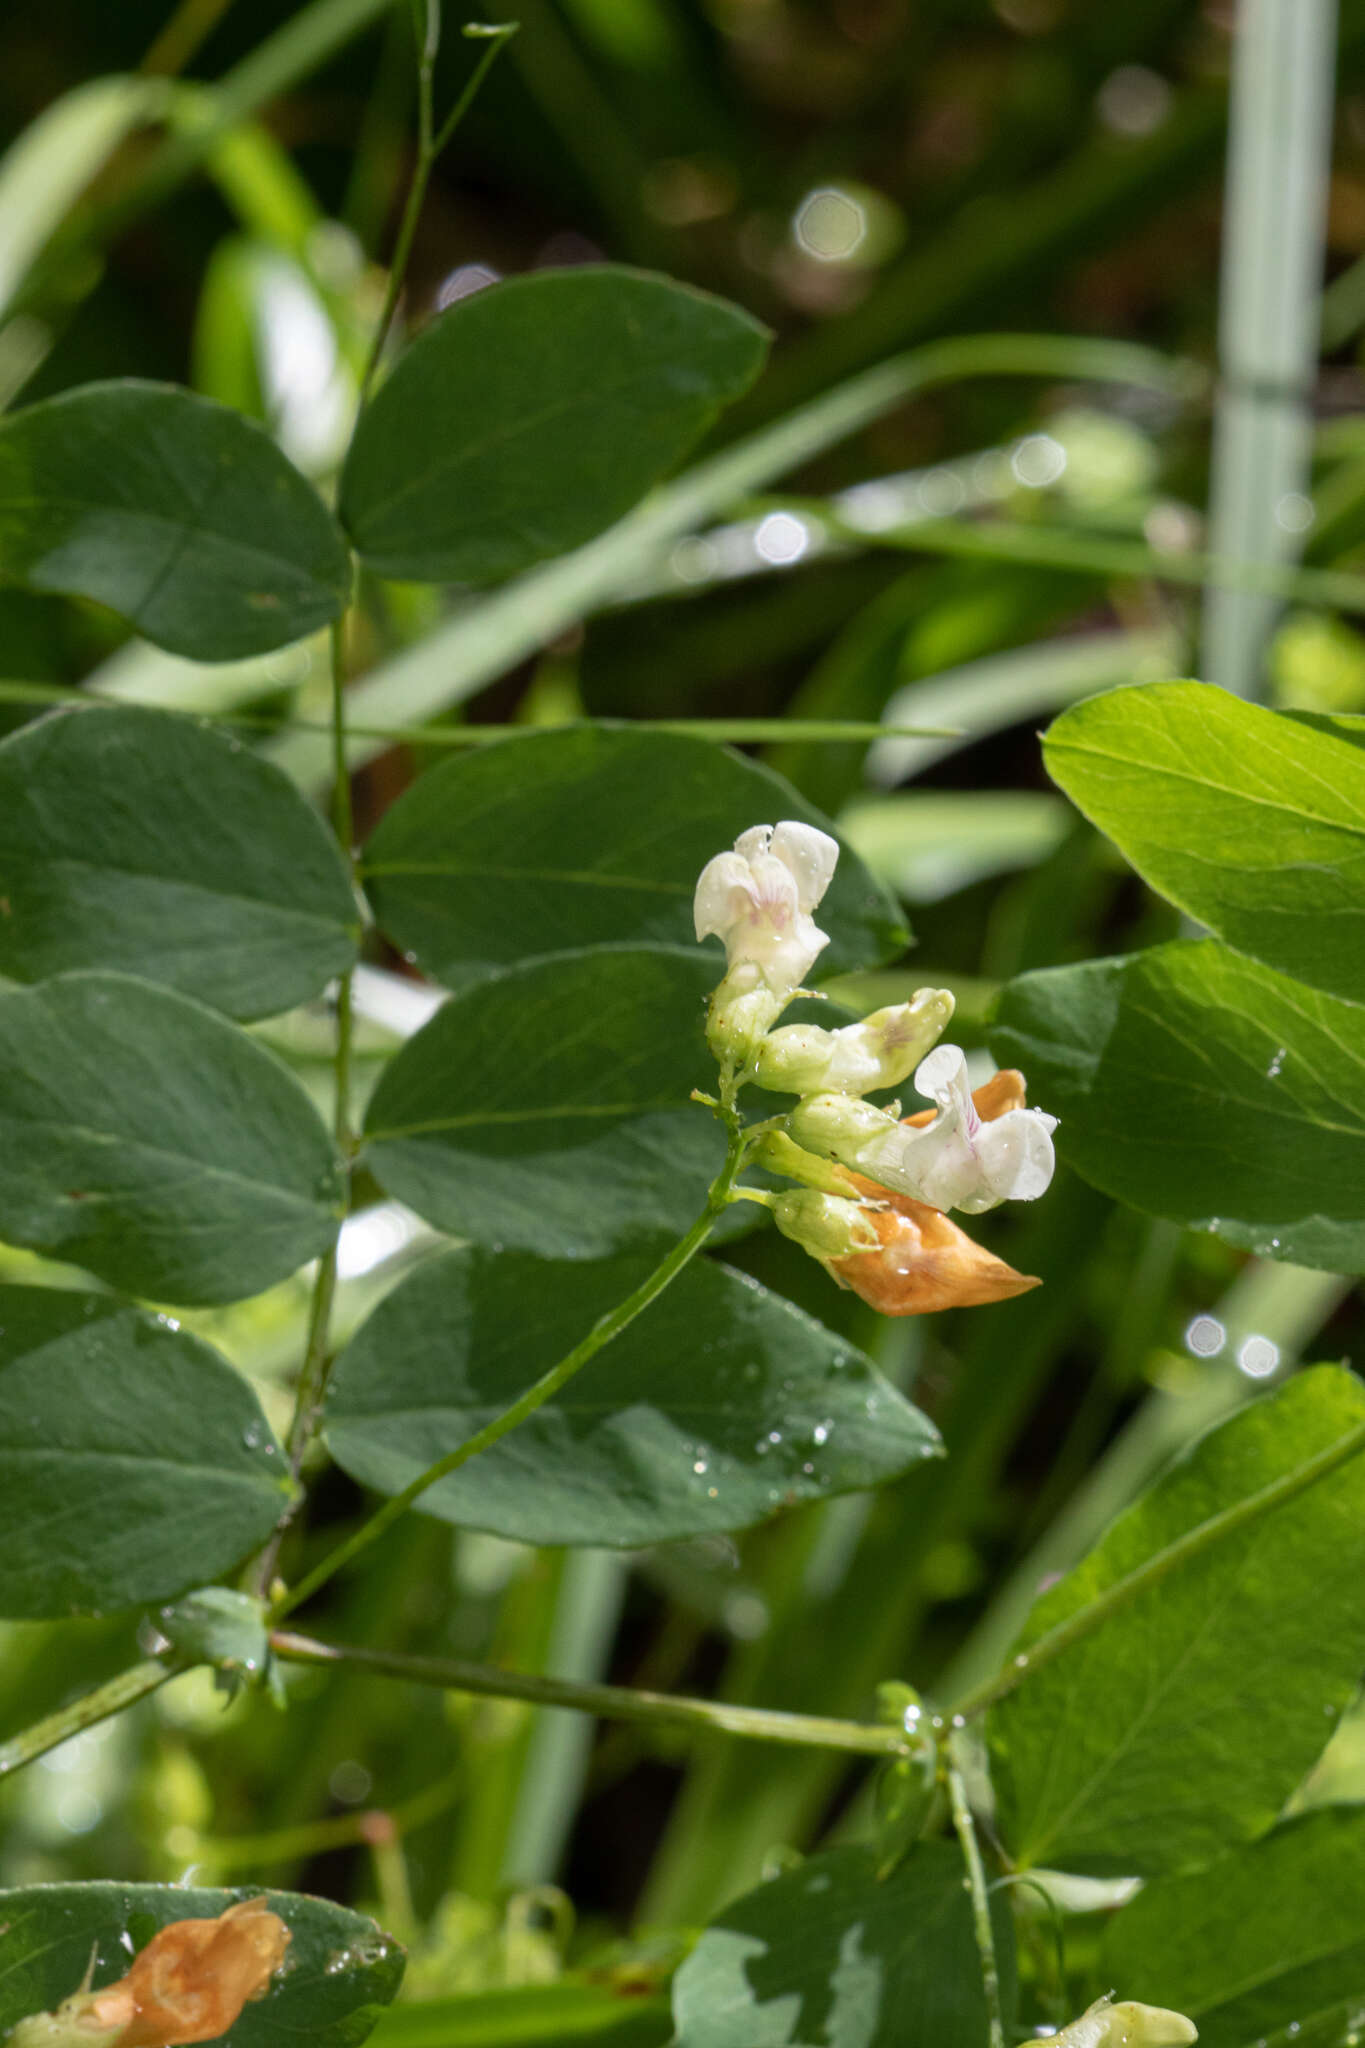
947;1730;1007;2048
0;1662;172;1778
272;1114;752;1619
270;1630;912;1758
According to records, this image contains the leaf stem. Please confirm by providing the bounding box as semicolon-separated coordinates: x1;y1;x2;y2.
271;1116;750;1620
0;1661;172;1778
358;20;518;403
953;1412;1365;1719
270;1629;911;1758
947;1731;1006;2048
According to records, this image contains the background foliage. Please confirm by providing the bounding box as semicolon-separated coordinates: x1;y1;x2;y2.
3;4;1365;2048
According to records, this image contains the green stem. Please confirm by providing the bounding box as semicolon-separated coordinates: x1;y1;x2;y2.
272;1119;749;1620
946;1732;1006;2048
358;21;518;402
954;1412;1365;1720
270;1630;911;1759
0;1661;172;1778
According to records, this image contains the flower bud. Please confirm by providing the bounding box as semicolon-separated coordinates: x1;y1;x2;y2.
704;961;788;1069
1048;1999;1197;2048
771;1189;880;1262
754;989;955;1097
786;1090;895;1165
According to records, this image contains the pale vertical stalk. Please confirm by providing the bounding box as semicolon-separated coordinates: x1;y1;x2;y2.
1202;0;1337;698
946;1734;1006;2048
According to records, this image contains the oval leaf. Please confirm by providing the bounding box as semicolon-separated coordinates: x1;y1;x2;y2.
1044;680;1365;1005
363;947;723;1256
0;381;352;658
0;705;359;1017
324;1246;940;1546
0;1884;403;2048
1102;1810;1365;2048
671;1844;1014;2048
990;938;1365;1273
988;1366;1365;1875
339;267;769;584
0;1286;290;1618
0;972;342;1304
362;724;906;991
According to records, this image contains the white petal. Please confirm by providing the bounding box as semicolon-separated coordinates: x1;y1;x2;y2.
771;820;839;913
914;1042;973;1113
734;824;774;863
972;1110;1057;1208
694;851;757;941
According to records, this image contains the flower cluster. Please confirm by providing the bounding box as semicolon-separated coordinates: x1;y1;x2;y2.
694;821;1057;1315
8;1901;292;2048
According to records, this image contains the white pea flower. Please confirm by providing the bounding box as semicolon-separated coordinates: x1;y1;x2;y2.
754;990;955;1097
788;1045;1057;1216
694;820;839;999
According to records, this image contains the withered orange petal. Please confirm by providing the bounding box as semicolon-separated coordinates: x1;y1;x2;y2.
115;1902;291;2048
830;1196;1040;1316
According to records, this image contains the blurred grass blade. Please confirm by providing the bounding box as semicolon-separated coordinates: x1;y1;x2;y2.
868;627;1181;787
265;334;1192;791
1201;0;1337;698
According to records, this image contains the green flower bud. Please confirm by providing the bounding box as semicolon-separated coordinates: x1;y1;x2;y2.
786;1091;897;1166
754;990;954;1097
771;1189;879;1261
704;961;788;1070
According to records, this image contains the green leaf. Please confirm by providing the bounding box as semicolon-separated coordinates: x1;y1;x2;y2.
1102;1809;1365;2048
989;938;1365;1273
0;1288;289;1619
362;947;723;1256
0;705;359;1018
0;972;342;1304
988;1366;1365;1876
324;1246;939;1546
0;1884;403;2048
670;1843;1014;2048
0;381;352;659
1043;680;1365;1005
338;267;769;584
362;724;906;991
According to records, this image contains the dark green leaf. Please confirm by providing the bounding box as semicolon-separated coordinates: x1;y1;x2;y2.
0;1287;290;1618
1102;1809;1365;2048
0;1884;403;2048
339;267;769;584
989;938;1365;1273
671;1843;1014;2048
1043;680;1365;1005
0;972;342;1304
362;947;722;1256
325;1246;939;1546
0;381;352;658
988;1366;1365;1875
362;724;905;991
0;705;358;1018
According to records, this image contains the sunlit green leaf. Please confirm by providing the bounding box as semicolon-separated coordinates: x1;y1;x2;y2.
1102;1809;1365;2048
1044;680;1365;1004
990;938;1365;1272
989;1367;1365;1875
